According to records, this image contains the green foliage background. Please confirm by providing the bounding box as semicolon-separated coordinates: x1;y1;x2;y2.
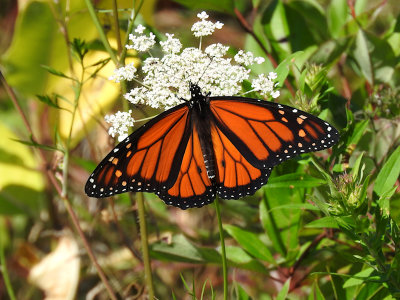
0;0;400;299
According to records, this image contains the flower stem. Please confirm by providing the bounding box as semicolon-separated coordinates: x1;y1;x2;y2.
84;0;118;65
0;232;16;300
214;197;228;300
136;193;155;298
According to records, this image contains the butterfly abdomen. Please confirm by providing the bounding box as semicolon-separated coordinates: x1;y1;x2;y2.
193;102;217;181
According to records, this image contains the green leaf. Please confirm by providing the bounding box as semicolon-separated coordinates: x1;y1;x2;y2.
276;278;290;300
236;283;251;300
266;173;326;189
349;119;369;146
351;152;364;182
308;280;326;300
306;216;339;229
260;196;287;256
268;203;320;212
150;234;211;263
41;65;72;80
262;0;291;58
11;137;62;153
224;246;268;273
327;0;348;38
200;279;208;300
353;29;374;84
36;95;62;109
343;268;375;288
374;146;400;196
275;52;305;87
377;186;397;217
224;225;275;263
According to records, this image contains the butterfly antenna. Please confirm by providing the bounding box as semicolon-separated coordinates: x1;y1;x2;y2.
196;55;214;86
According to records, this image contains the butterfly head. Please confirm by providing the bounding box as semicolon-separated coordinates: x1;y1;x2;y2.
189;82;204;100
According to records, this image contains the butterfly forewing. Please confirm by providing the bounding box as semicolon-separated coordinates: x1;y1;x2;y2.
209;97;339;169
85;104;191;197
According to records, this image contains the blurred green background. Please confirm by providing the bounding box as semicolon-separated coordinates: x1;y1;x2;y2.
1;0;400;299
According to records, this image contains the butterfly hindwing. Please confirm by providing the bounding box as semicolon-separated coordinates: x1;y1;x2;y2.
160;125;215;209
85;104;192;197
211;123;272;199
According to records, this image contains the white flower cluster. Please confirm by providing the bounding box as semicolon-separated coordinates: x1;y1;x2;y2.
234;50;265;66
126;24;156;52
109;63;137;82
191;11;224;37
106;11;280;139
104;110;134;142
252;72;280;98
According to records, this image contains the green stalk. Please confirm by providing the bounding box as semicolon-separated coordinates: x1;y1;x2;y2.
119;0;145;64
214;197;228;300
0;233;16;300
84;0;119;65
137;192;155;298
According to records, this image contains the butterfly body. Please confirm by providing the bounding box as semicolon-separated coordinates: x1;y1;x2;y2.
86;84;339;209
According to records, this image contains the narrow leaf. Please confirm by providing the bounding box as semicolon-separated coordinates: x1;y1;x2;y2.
343;268;375;288
374;146;400;196
306;216;339;229
266;173;326;188
36;95;61;109
41;65;72;80
353;29;373;84
224;225;275;263
276;278;290;300
11;138;62;153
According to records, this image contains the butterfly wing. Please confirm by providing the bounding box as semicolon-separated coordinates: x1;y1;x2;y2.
160;124;215;209
85;103;192;198
209;97;339;199
210;123;272;199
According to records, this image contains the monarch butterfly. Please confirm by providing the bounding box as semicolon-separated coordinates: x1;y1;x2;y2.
85;83;339;209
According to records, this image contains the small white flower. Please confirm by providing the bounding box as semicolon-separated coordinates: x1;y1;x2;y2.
105;110;135;141
109;63;137;82
126;32;156;52
191;12;224;37
160;33;182;54
251;73;279;97
271;90;280;98
254;57;265;64
205;43;229;58
268;72;277;80
197;11;209;19
135;24;146;34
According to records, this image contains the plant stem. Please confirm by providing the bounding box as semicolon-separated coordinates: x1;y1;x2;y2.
112;0;122;54
119;0;145;64
214;197;228;300
84;0;119;65
136;192;155;299
0;232;16;300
